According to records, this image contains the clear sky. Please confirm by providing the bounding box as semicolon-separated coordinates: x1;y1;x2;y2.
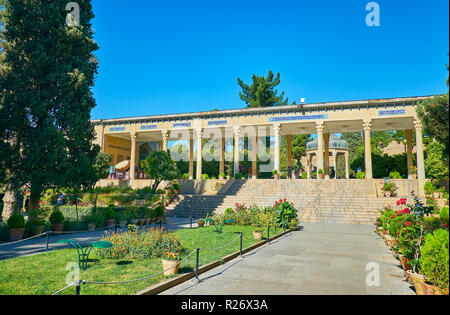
90;0;449;120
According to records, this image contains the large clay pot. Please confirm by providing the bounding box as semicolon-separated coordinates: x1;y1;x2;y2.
105;219;115;227
421;282;449;295
253;230;263;240
51;223;63;235
197;220;205;227
407;271;427;295
161;259;180;276
400;256;412;281
9;228;25;241
32;225;45;236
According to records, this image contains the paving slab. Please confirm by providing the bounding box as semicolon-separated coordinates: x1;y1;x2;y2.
160;223;416;295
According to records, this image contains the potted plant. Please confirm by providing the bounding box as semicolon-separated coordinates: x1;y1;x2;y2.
49;209;64;235
197;218;205;227
219;172;225;180
318;169;324;179
417;229;449;295
7;213;26;241
104;208;116;227
382;183;398;197
161;251;182;276
409;167;417;179
115;212;127;228
272;169;280;180
172;182;180;195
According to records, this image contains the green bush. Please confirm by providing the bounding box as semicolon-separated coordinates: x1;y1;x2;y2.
440;207;449;225
49;210;64;224
301;172;307;179
172;182;180;190
419;229;449;290
103;208;116;220
7;213;25;229
234;173;243;179
182;173;190;179
424;217;444;235
356;171;366;179
424;181;435;195
200;174;209;180
317;169;323;175
389;171;402;179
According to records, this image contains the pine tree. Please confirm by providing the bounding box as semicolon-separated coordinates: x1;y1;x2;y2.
0;0;100;209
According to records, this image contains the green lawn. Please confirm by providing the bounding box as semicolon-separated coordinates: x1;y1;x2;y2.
0;225;281;295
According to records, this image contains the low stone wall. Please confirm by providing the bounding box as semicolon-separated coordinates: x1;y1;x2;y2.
374;179;426;197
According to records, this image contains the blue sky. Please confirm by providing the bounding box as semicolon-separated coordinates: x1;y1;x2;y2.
90;0;449;120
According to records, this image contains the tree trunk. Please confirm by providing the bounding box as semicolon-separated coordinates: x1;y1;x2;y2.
2;190;16;221
29;184;42;211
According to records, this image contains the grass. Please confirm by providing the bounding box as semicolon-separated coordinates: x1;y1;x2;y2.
0;225;281;295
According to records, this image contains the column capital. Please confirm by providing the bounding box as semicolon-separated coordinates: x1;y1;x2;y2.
316;121;324;134
130;132;138;142
414;119;423;131
233;126;241;137
161;129;169;140
363;119;372;132
273;123;281;135
195;128;203;138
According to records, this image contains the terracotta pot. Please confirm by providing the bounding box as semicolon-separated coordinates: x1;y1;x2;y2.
88;223;96;231
51;223;64;235
421;282;449;295
32;225;45;236
9;228;25;241
197;220;205;227
400;256;413;281
253;231;263;240
318;174;324;179
105;219;115;227
161;259;180;276
407;271;427;295
384;192;391;197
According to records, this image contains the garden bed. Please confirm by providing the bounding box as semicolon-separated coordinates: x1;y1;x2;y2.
0;225;281;295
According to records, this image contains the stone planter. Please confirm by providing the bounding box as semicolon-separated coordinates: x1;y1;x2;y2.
9;227;25;241
32;225;45;236
253;230;263;240
407;271;427;295
105;219;115;227
119;220;127;228
51;223;64;235
161;259;180;276
88;223;96;231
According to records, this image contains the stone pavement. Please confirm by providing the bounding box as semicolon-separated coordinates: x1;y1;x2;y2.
161;223;415;295
0;217;195;261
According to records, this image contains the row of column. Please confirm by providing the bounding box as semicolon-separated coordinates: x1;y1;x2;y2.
128;119;426;181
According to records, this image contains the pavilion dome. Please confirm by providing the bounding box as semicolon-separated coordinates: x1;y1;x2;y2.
306;134;349;150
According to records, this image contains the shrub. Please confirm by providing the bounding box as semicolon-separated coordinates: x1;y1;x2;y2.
424;217;444;235
182;173;190;179
96;227;183;260
49;210;64;224
200;174;209;180
389;171;402;179
419;229;449;290
219;172;226;178
7;213;25;229
424;181;435;195
272;169;278;175
318;169;323;175
301;172;307;179
356;171;365;179
172;182;180;190
103;208;116;220
440;207;449;225
273;199;298;229
234;173;243;179
383;183;398;197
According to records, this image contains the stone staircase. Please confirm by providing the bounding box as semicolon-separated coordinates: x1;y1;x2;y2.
166;179;402;224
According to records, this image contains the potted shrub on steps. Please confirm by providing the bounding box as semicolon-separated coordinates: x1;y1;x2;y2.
318;169;324;179
49;210;64;235
7;213;26;241
272;169;280;180
104;208;116;227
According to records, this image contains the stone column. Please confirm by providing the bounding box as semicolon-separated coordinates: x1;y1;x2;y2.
363;119;373;179
196;129;203;180
333;153;338;179
324;133;330;178
233;126;241;176
287;135;293;178
189;137;194;179
130;132;137;181
345;152;350;179
162;130;169;152
316;122;324;179
252;135;258;179
414;120;425;180
306;153;311;179
405;129;414;177
273;124;281;173
219;136;225;178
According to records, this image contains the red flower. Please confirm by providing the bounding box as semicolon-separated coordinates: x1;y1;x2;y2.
284;199;286;202
391;215;396;219
405;221;412;227
443;223;447;227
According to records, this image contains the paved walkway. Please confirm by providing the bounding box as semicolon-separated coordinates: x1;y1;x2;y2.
0;217;195;260
161;223;415;295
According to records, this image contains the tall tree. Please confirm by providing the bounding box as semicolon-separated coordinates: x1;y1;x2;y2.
237;70;289;107
0;0;100;209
